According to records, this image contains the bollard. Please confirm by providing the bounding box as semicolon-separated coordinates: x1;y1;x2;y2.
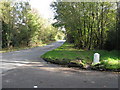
93;53;100;64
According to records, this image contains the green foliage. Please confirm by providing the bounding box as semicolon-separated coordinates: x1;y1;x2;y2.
41;42;120;70
55;30;65;40
100;59;120;69
0;0;65;48
104;2;120;50
51;2;119;50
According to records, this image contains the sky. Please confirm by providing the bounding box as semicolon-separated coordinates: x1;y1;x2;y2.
30;0;55;23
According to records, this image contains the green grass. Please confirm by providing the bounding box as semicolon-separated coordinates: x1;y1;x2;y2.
0;40;55;53
0;46;32;53
41;42;120;71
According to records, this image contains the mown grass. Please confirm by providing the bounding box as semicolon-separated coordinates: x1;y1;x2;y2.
41;42;120;71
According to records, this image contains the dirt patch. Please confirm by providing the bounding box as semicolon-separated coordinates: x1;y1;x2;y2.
43;58;120;72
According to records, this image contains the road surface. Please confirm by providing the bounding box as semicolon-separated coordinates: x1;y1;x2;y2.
1;40;119;88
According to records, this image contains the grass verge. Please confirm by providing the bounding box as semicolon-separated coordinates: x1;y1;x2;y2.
0;40;55;53
41;42;120;72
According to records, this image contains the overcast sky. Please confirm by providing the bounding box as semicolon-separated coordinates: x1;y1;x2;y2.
30;0;55;22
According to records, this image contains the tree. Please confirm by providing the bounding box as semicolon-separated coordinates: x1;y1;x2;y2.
0;0;64;48
51;2;117;50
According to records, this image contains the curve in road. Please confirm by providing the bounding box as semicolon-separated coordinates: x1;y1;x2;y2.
1;40;119;88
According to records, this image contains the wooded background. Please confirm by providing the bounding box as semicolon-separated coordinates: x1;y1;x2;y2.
51;2;120;50
0;0;64;49
0;0;120;51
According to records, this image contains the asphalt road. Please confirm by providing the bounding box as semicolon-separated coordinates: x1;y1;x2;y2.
1;40;119;88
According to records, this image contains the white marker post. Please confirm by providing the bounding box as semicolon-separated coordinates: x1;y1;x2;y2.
93;53;100;64
34;85;38;88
